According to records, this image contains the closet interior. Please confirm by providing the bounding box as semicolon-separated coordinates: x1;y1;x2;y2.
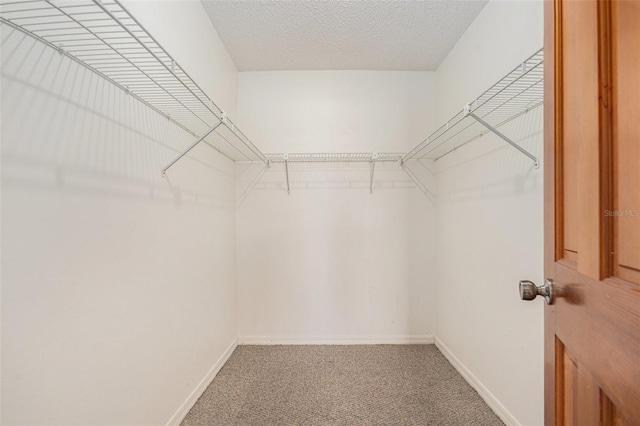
0;0;546;425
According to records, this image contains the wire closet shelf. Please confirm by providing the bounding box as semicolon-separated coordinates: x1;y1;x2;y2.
403;48;544;167
265;153;404;163
0;0;268;168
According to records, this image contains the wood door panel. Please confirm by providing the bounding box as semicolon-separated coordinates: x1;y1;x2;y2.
557;342;601;426
556;338;632;426
553;264;640;422
612;0;640;284
560;0;600;266
601;392;631;426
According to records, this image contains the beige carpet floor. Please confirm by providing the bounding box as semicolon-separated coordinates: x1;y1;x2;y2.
182;344;503;425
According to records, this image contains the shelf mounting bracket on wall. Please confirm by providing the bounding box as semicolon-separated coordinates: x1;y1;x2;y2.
284;154;290;194
369;153;378;194
464;104;539;169
161;121;223;177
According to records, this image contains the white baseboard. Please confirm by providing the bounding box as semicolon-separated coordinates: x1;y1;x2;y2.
238;335;435;345
434;337;518;426
166;338;238;426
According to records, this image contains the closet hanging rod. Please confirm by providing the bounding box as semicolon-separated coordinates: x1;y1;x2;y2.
0;0;268;167
403;48;543;166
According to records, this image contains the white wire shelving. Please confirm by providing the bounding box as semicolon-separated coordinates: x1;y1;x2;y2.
0;0;268;172
263;153;404;194
0;0;543;190
265;153;403;163
403;48;544;167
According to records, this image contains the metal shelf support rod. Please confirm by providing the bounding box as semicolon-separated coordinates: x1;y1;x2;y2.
161;121;223;176
370;153;377;194
468;112;539;168
285;159;290;194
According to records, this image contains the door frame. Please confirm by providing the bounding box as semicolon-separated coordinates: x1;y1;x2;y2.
543;0;558;423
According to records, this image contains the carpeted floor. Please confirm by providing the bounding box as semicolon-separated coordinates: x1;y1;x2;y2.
182;345;504;425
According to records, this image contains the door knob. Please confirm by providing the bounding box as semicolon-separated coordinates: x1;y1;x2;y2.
519;279;554;305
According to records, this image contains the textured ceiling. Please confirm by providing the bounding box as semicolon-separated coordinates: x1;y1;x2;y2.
201;0;488;71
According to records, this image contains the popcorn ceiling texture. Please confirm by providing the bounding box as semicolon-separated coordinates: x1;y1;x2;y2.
200;0;488;71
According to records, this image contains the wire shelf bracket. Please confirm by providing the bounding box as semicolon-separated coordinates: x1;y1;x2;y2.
284;154;290;195
161;121;223;177
369;153;377;194
466;108;539;168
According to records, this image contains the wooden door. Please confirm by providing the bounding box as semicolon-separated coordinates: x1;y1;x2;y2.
544;0;640;424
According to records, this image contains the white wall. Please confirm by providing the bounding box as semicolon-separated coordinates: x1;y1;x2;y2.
236;71;438;343
433;1;544;425
1;1;238;424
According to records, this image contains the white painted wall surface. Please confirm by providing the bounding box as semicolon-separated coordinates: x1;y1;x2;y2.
433;1;544;425
1;2;238;424
236;71;437;343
